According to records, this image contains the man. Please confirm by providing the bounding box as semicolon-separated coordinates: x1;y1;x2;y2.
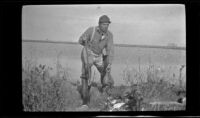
78;15;114;105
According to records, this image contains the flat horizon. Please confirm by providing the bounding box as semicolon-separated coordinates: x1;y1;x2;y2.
22;39;186;50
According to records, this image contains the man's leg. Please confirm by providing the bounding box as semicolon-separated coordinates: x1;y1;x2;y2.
97;55;114;93
102;55;109;87
94;63;105;93
94;54;110;93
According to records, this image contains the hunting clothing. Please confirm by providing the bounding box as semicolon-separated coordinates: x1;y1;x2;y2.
79;26;114;65
78;24;114;105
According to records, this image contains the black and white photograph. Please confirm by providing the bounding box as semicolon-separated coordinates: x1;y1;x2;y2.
22;4;186;111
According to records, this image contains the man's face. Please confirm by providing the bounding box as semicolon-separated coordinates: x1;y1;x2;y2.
99;23;110;33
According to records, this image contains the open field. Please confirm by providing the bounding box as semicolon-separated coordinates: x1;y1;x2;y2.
22;40;186;111
22;41;185;85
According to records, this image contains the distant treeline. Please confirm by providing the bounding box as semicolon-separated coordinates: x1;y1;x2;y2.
22;39;186;50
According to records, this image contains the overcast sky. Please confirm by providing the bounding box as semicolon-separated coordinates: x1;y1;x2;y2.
22;4;185;46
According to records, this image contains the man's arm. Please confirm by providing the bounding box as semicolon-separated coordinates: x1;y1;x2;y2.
105;32;114;66
78;27;92;46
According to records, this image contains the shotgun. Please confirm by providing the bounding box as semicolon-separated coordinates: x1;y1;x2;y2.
84;27;95;89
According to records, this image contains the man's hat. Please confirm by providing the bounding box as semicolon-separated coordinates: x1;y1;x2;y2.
99;15;111;24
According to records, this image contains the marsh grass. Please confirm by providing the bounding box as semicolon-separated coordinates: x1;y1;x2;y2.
22;56;82;111
22;55;186;111
121;63;186;111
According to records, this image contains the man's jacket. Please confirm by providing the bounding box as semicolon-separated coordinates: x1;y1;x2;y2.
78;26;114;65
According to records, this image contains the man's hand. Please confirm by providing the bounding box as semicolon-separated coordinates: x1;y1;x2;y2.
106;64;111;72
82;40;88;46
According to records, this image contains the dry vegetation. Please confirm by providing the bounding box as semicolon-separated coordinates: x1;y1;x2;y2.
22;55;186;111
22;57;82;111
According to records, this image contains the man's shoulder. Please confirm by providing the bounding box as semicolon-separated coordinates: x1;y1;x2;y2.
86;26;96;33
107;30;113;37
86;26;94;31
